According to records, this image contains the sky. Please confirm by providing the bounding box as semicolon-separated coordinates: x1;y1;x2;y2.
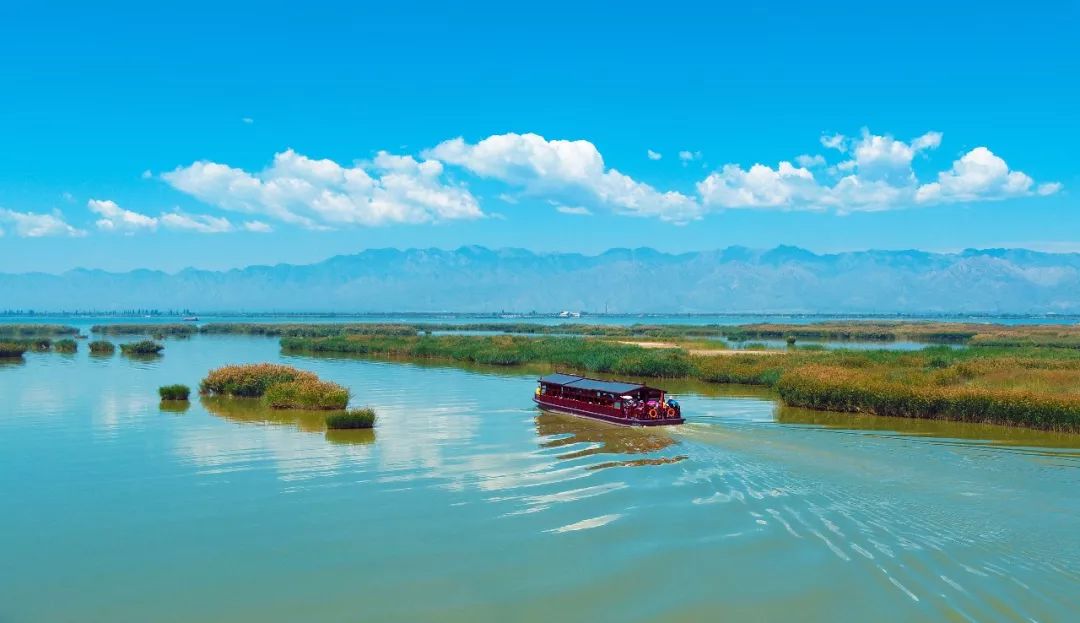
0;1;1077;274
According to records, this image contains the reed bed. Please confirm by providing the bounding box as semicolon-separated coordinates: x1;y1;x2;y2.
282;334;1080;431
53;338;78;353
159;384;191;401
92;324;197;336
264;379;349;410
199;323;417;337
326;407;376;429
282;334;696;378
88;340;116;354
0;324;80;338
119;340;164;355
0;342;29;358
199;363;350;410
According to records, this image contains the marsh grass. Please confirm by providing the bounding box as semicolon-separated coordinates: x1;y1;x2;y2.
0;342;29;358
0;324;79;338
283;334;1080;431
93;324;197;336
53;338;78;353
282;334;695;378
200;363;350;411
89;340;116;355
326;407;376;429
159;384;191;401
120;340;164;356
264;379;349;410
200;363;318;397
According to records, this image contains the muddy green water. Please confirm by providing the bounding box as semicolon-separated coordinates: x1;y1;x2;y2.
1;335;1078;622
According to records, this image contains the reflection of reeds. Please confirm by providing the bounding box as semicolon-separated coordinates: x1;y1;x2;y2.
201;396;375;446
159;400;190;414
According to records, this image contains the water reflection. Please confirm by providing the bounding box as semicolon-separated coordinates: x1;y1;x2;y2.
159;400;190;414
535;410;680;462
200;396;375;446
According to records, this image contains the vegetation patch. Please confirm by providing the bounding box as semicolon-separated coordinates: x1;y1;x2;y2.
264;378;349;410
120;340;165;355
93;324;197;336
282;334;695;378
200;363;350;411
53;338;78;353
0;342;30;358
89;340;116;355
159;384;191;401
0;324;80;338
326;407;376;429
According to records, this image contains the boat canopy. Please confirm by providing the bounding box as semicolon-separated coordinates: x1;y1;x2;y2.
538;373;646;395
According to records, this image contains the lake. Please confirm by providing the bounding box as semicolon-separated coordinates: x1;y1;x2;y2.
2;334;1078;622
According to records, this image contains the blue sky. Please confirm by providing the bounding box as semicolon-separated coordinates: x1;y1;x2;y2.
0;1;1076;273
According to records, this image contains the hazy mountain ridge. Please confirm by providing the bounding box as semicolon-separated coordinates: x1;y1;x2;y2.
2;246;1079;313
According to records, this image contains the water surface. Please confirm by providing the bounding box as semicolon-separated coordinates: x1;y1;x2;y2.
1;335;1078;622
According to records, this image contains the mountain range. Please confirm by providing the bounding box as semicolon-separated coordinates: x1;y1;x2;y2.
2;246;1080;313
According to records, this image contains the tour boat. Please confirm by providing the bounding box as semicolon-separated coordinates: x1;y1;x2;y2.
534;372;684;426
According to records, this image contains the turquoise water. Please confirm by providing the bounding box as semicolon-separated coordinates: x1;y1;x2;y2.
1;335;1078;622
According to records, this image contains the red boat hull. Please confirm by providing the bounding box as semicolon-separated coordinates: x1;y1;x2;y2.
533;396;684;427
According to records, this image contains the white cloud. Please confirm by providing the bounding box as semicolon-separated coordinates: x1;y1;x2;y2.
697;162;820;209
700;129;1055;213
647;149;662;161
678;150;702;163
820;133;847;152
0;209;85;237
795;154;826;168
554;204;592;216
242;117;254;125
163;148;483;228
88;199;241;235
242;220;272;233
160;211;234;233
915;147;1058;204
141;170;153;180
88;199;158;233
427;132;702;222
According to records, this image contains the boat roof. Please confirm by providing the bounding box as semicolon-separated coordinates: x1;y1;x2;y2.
538;373;648;395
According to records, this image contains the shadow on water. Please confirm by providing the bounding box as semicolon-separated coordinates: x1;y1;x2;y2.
200;396;375;446
0;357;26;368
535;410;686;468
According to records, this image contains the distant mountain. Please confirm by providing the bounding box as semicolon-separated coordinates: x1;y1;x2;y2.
2;246;1080;313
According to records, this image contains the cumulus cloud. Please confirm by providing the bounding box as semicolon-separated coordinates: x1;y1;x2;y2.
162;149;483;228
427;132;702;222
89;199;158;233
699;129;1057;213
0;209;85;237
87;199;244;234
915;147;1060;204
647;149;662;161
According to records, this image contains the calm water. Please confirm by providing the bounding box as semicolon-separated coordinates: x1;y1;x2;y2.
2;335;1079;622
